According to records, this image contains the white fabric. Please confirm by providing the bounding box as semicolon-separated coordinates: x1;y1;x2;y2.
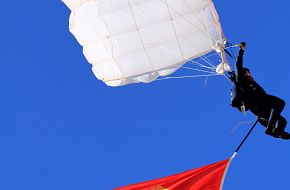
216;62;231;74
62;0;224;86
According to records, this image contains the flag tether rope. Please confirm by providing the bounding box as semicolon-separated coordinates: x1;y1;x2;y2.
234;118;259;154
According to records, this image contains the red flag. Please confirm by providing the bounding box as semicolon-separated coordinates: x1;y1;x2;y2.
115;158;232;190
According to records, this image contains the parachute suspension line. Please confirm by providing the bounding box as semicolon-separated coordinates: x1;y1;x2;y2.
156;73;220;82
190;50;224;70
204;74;213;87
181;66;216;74
188;59;216;70
199;54;217;69
184;51;223;78
187;53;218;70
196;51;219;61
234;119;259;154
197;52;224;74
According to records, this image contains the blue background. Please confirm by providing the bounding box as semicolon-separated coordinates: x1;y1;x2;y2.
1;1;289;189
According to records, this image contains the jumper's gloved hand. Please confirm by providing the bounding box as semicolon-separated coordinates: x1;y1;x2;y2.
238;42;246;50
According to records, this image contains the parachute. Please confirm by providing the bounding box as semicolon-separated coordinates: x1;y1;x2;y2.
62;0;230;86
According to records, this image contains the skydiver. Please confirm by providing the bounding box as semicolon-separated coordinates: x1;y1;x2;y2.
229;42;290;140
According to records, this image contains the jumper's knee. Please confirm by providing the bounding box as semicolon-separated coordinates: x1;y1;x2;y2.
280;99;286;109
271;97;285;112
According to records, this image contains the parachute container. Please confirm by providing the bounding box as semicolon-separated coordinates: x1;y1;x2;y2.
62;0;225;86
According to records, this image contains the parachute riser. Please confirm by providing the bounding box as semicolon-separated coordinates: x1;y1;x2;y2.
215;40;244;75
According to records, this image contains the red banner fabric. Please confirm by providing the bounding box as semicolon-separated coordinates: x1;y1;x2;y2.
115;158;231;190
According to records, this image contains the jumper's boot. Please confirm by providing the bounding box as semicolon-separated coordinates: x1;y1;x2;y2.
279;132;290;140
276;118;290;140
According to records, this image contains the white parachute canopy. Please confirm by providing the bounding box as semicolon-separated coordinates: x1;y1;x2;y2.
62;0;229;86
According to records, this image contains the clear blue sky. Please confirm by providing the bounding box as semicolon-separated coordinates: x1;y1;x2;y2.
1;1;290;190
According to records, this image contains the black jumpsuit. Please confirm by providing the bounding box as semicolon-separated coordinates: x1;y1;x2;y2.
233;49;287;132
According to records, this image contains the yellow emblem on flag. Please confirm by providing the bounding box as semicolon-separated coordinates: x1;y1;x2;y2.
152;186;168;190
